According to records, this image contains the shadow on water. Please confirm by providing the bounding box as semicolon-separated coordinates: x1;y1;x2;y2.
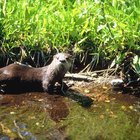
0;87;93;139
0;87;93;119
0;83;93;108
63;89;93;108
0;93;64;121
0;92;69;139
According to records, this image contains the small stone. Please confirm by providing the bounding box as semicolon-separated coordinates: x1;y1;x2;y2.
105;100;110;103
36;122;40;126
84;89;90;93
100;115;104;119
129;106;133;110
10;112;15;115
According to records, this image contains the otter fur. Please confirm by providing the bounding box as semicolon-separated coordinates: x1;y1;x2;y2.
0;53;72;93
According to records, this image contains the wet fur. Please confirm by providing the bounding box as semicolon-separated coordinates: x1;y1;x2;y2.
0;53;72;93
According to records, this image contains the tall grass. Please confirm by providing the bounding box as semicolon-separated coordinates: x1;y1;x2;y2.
0;0;140;62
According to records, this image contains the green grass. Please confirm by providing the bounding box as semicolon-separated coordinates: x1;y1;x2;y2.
0;0;140;62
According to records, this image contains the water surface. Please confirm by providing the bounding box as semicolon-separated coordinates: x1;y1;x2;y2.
0;82;139;140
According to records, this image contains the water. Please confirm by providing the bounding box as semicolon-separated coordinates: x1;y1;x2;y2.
0;82;139;140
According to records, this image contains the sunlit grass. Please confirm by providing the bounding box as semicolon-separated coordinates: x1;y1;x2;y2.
0;0;140;59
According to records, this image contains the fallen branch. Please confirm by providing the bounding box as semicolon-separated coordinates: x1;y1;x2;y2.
65;68;116;81
65;73;97;81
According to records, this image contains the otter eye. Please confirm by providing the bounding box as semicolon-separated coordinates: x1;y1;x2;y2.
56;56;59;60
66;57;70;61
66;57;72;62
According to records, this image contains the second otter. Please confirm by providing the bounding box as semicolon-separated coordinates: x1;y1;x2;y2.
0;53;72;93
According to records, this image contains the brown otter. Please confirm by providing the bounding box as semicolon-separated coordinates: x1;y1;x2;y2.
0;53;72;93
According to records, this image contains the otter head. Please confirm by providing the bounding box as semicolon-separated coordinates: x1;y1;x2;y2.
53;53;73;72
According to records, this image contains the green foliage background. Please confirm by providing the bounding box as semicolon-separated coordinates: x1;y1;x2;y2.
0;0;140;60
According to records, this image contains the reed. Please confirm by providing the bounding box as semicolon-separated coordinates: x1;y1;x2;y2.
0;0;140;62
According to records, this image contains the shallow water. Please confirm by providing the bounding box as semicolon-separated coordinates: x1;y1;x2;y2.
0;83;140;140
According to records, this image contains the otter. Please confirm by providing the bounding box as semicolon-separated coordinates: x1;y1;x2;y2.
0;53;72;93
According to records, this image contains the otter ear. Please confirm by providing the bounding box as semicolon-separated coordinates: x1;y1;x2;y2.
53;54;59;60
67;54;73;61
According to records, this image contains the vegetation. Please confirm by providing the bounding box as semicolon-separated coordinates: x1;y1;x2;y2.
133;55;140;75
0;1;139;139
0;0;140;67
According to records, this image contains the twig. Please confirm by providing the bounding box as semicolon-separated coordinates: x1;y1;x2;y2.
13;120;24;139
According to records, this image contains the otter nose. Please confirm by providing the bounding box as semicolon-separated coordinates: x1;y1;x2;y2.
60;60;66;63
